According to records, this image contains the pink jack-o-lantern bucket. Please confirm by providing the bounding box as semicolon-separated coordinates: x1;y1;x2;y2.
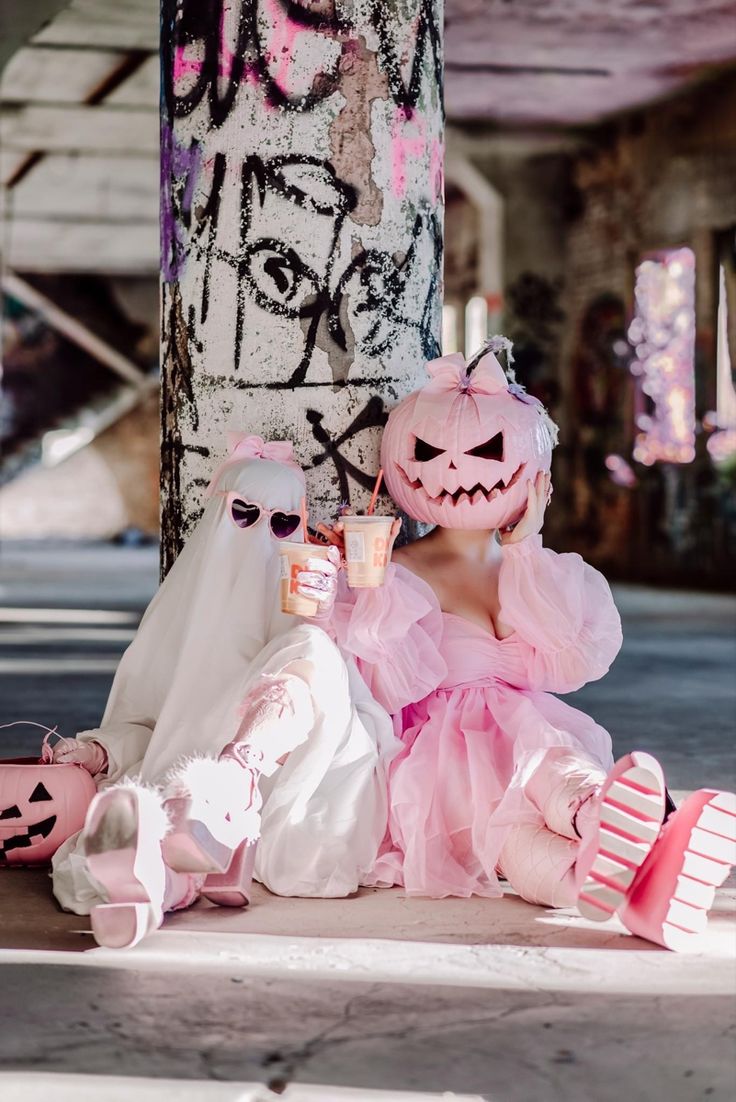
0;727;97;866
381;343;557;531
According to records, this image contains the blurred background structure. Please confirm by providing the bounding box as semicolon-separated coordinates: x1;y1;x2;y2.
2;2;736;585
0;3;734;577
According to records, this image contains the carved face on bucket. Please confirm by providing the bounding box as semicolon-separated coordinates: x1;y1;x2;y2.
0;762;96;866
381;349;555;530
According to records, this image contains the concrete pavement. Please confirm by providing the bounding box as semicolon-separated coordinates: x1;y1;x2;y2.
0;543;734;1100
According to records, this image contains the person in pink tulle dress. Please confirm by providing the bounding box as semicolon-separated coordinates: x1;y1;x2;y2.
322;340;735;949
330;509;620;905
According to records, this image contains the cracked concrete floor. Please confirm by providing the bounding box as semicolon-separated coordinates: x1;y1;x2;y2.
0;544;735;1101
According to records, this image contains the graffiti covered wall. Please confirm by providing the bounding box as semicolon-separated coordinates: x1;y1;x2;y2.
160;0;444;569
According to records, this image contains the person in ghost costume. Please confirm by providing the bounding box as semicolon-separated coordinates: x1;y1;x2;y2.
322;339;736;951
51;435;399;949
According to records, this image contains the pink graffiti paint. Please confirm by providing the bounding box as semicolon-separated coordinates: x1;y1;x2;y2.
263;0;305;98
173;3;240;87
173;45;203;84
391;107;428;199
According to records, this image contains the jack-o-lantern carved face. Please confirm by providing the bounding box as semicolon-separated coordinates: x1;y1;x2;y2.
382;348;556;530
0;761;96;866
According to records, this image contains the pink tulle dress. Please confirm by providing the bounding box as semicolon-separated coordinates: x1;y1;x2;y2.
329;535;622;898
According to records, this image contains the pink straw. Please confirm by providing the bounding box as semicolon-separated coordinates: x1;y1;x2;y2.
300;496;309;541
367;468;384;516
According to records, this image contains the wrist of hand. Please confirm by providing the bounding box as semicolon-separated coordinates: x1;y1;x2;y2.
52;737;108;776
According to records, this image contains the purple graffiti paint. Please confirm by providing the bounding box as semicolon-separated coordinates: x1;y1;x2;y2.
161;124;201;282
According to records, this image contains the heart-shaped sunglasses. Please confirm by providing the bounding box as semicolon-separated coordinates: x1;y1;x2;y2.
220;491;302;540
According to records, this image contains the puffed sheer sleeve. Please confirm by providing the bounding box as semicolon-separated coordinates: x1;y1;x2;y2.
498;535;623;694
328;563;447;715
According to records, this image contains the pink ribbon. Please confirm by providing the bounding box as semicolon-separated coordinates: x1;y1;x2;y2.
206;433;302;496
424;350;508;397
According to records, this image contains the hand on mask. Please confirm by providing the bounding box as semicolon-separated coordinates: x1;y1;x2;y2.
296;546;341;618
501;471;552;546
51;737;108;777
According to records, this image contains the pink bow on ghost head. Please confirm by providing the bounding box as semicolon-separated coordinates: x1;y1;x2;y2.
206;433;302;496
424;350;509;397
225;433;299;466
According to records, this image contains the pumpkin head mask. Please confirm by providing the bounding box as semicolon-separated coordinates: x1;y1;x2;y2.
381;341;557;531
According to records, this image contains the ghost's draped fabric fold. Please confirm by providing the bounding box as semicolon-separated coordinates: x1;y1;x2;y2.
52;451;403;912
80;456;306;784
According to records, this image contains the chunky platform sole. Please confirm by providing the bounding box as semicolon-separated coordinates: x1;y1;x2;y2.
85;788;164;949
621;789;736;951
90;901;159;949
202;840;257;908
577;751;666;923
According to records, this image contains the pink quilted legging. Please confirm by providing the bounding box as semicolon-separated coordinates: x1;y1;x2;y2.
497;749;607;908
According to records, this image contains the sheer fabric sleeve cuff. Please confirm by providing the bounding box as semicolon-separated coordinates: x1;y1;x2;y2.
499;538;622;693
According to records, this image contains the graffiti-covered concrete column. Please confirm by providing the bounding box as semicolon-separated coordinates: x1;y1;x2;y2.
160;0;444;571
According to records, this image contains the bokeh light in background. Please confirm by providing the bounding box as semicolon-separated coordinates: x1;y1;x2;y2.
628;247;696;466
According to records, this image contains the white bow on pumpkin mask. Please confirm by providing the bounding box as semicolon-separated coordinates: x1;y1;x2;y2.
381;340;557;531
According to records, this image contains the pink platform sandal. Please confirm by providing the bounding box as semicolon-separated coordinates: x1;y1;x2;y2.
576;751;667;922
84;784;168;949
201;840;257;907
161;757;261;875
619;789;736;951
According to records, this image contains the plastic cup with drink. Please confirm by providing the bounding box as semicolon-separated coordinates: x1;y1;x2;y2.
278;541;332;616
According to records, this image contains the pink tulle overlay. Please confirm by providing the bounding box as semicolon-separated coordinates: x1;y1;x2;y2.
330;565;448;716
330;538;622;898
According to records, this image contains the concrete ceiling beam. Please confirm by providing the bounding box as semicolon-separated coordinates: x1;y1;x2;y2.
30;0;157;52
0;103;158;156
2;271;151;384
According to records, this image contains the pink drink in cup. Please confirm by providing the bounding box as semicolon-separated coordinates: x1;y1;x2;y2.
342;515;394;588
279;542;331;616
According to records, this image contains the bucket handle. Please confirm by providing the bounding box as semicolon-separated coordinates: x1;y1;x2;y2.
0;720;61;763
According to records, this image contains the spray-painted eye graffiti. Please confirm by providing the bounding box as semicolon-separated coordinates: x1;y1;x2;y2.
0;761;96;866
163;149;441;387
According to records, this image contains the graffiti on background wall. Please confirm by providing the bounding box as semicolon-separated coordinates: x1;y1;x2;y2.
160;1;444;558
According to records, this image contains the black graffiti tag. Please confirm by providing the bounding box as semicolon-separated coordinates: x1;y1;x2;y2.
174;152;441;384
162;0;443;126
307;395;388;504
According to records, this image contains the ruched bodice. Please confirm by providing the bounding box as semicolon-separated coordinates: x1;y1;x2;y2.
437;614;527;691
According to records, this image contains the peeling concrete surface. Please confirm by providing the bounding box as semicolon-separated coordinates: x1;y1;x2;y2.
160;1;445;536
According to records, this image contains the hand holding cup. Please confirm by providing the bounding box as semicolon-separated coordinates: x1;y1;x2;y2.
296;546;340;617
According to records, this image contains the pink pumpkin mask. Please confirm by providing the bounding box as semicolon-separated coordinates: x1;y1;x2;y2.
381;348;555;530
